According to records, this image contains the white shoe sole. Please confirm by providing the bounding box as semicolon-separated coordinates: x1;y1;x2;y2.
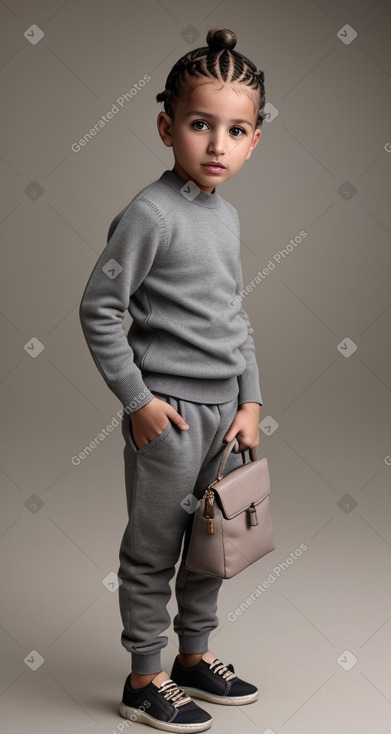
180;687;259;706
119;702;212;732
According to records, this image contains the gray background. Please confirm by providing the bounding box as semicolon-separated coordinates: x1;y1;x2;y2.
1;0;391;732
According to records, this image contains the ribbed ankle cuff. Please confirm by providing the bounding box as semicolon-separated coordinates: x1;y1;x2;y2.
131;652;162;675
178;631;210;654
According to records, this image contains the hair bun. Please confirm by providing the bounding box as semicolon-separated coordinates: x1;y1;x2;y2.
206;28;237;51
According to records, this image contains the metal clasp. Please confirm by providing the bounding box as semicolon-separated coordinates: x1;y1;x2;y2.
203;489;215;534
247;503;258;527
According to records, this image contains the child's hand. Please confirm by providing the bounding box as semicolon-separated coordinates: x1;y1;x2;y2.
130;397;189;450
224;402;260;452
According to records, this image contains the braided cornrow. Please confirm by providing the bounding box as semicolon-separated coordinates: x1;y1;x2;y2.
156;28;266;128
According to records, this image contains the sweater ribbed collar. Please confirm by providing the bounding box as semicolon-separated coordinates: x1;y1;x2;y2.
160;169;223;209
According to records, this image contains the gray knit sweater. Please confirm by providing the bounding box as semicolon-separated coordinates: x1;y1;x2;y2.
79;169;262;412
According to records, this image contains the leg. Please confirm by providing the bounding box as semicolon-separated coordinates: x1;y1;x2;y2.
170;396;259;704
117;393;222;675
173;395;244;653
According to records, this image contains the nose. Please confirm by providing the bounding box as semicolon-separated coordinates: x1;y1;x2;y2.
207;127;226;157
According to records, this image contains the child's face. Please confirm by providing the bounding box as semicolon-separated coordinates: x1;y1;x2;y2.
157;79;261;194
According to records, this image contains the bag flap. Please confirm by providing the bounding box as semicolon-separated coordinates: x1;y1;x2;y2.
213;458;270;519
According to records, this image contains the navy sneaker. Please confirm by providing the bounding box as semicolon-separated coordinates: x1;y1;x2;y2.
171;654;259;706
119;671;212;732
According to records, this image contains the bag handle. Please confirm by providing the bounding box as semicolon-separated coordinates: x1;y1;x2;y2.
217;437;258;479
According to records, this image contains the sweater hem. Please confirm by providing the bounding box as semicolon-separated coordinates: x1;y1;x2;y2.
142;372;240;405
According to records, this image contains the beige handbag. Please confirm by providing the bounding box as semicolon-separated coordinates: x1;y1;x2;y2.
186;437;275;579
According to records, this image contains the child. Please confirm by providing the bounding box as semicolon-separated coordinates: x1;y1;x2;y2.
80;27;265;733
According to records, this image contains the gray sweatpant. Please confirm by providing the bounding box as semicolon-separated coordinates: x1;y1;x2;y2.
117;390;244;674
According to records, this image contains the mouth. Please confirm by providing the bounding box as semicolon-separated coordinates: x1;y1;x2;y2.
202;162;226;173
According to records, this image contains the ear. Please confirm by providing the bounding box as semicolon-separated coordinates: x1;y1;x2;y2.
245;129;261;160
157;112;174;147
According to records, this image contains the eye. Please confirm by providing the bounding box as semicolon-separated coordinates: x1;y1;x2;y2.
191;120;209;131
230;126;246;137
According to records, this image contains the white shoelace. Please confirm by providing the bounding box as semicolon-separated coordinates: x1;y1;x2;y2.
157;679;192;708
209;658;237;682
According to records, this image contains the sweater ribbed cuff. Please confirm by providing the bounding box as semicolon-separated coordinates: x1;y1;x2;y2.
111;373;155;413
237;366;263;406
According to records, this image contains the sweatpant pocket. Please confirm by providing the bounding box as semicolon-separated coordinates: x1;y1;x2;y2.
121;392;174;453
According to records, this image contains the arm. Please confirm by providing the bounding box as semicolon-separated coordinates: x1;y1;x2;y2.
224;220;263;450
224;302;262;449
79;197;168;412
237;304;263;407
227;304;262;451
234;236;263;408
